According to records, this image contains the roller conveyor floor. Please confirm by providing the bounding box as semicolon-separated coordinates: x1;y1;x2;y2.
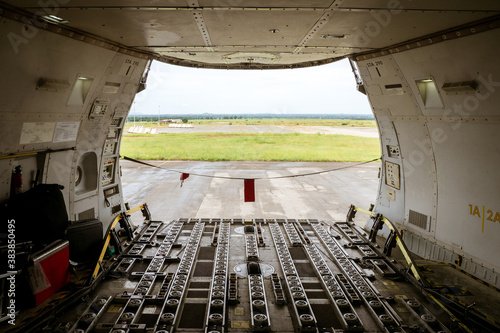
5;218;499;333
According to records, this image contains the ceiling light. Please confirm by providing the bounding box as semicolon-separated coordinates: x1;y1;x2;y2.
415;77;444;108
42;15;69;24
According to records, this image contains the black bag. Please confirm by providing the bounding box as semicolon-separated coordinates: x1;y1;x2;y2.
0;184;68;250
65;219;103;264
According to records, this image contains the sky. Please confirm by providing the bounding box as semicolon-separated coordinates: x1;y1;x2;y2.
132;58;372;116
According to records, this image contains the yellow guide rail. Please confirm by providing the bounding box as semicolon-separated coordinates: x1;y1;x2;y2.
92;203;151;280
347;205;425;286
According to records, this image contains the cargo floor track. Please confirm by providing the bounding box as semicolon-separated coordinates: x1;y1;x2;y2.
6;218;500;333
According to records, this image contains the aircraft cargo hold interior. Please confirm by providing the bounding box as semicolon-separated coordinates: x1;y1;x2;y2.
1;1;500;332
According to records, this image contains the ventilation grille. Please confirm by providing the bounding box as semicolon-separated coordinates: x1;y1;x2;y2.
78;208;95;221
408;210;429;230
442;80;477;94
385;83;403;89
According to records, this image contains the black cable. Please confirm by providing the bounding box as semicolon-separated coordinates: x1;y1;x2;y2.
122;155;381;180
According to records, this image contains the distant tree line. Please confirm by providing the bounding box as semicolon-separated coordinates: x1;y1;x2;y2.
127;113;374;121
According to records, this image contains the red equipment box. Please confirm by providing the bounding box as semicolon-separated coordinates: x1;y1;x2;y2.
29;240;70;306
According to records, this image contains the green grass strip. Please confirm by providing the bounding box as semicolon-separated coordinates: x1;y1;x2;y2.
121;133;380;162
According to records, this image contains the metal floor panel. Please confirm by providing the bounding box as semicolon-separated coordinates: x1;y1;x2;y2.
33;218;498;333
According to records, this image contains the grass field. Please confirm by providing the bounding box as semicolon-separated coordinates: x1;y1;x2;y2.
124;118;376;129
121;133;380;162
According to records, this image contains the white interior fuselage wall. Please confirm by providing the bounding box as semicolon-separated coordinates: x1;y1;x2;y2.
0;16;149;234
356;28;500;287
